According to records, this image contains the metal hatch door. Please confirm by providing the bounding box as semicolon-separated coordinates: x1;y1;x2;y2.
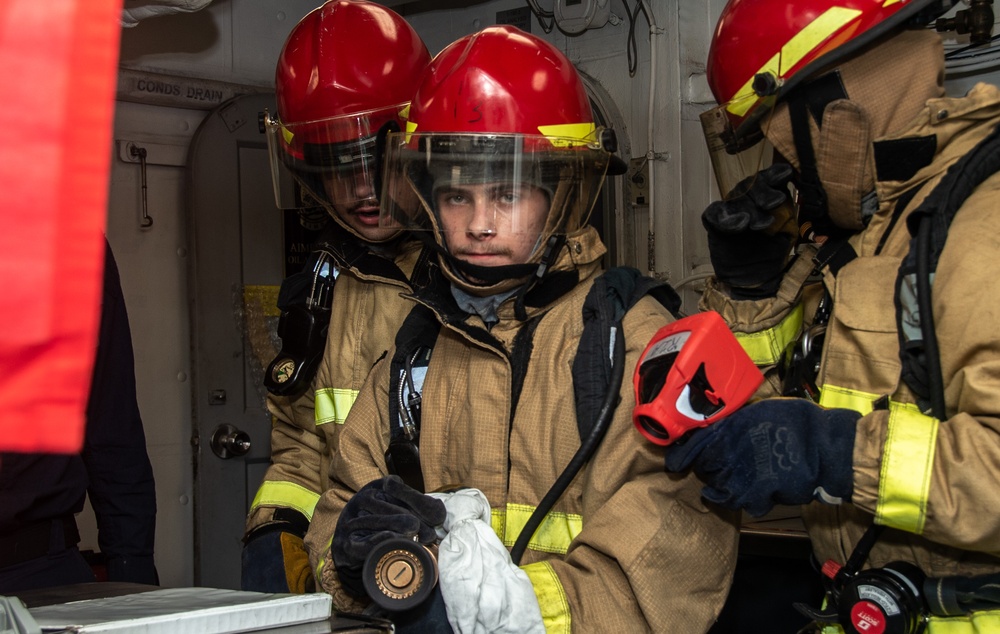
187;92;284;589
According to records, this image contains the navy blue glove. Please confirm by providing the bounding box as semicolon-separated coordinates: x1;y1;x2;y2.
664;399;858;517
332;476;446;598
703;163;798;299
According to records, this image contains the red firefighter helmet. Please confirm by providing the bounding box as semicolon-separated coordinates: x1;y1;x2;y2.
408;26;595;140
380;26;621;294
263;0;430;242
274;0;430;160
707;0;957;152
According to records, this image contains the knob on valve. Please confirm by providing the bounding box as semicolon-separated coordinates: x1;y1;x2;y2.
362;537;439;611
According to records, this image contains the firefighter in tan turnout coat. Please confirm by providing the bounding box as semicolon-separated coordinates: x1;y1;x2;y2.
665;0;1000;631
304;25;740;634
240;0;432;594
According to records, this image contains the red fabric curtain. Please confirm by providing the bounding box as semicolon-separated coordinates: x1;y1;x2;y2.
0;0;122;452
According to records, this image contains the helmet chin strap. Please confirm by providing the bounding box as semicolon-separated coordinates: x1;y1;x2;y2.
419;231;568;320
787;73;854;241
512;234;566;321
788;88;830;240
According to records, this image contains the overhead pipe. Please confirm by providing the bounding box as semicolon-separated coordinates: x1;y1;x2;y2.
642;1;663;276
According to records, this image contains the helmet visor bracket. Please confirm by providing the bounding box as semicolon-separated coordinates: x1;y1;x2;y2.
700;90;780;202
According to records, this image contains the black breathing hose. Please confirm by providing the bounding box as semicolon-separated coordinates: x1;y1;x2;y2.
509;326;626;566
916;215;947;420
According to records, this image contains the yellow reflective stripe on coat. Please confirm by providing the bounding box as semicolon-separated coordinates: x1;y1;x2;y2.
249;481;320;521
734;304;804;366
818;611;1000;633
928;610;1000;632
819;385;938;536
879;404;938;535
491;504;583;554
314;387;359;425
522;561;571;634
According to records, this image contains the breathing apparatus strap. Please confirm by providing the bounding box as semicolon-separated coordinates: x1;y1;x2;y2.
895;121;1000;418
925;571;1000;617
385;301;442;494
572;267;681;440
510;267;680;564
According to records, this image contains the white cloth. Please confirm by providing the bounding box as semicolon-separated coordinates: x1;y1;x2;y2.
428;489;545;634
121;0;213;28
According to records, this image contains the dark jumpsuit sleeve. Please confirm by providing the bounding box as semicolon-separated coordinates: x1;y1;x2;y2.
81;238;158;584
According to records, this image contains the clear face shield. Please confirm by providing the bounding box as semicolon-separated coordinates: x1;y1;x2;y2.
263;104;406;242
379;131;611;270
699;87;780;201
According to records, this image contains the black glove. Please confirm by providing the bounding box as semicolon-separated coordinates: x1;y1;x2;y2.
664;398;858;517
332;475;446;598
703;163;798;299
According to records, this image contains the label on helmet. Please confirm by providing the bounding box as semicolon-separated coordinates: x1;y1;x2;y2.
850;600;887;634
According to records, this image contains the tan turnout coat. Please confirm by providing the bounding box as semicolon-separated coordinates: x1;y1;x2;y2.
306;226;740;633
703;83;1000;580
245;237;427;538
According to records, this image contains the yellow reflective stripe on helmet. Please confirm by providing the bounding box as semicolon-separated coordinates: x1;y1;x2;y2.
928;610;1000;632
733;303;804;366
314;387;359;425
726;7;862;118
404;119;418;144
495;504;583;554
536;122;597;148
819;385;937;535
249;481;321;521
522;561;571;634
781;8;861;74
883;0;903;7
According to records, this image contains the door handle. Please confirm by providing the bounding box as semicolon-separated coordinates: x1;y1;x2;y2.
210;424;251;459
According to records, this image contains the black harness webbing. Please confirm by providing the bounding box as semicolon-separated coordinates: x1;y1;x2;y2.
895;121;1000;417
384;266;681;499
